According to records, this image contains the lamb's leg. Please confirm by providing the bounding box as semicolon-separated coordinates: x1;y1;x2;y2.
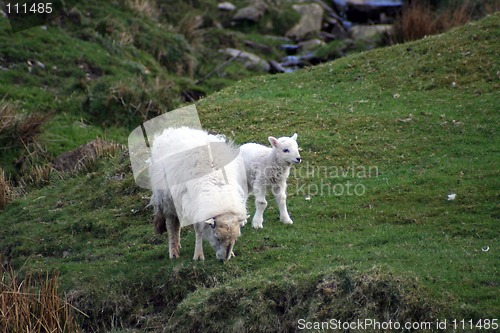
274;185;293;224
252;186;267;229
193;223;205;260
165;215;181;259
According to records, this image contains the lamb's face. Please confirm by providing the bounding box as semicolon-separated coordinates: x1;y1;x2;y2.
205;213;243;261
269;133;301;165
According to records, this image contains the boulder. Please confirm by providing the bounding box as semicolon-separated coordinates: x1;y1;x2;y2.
232;1;267;22
298;39;325;52
52;139;121;172
221;48;270;72
218;2;236;11
349;24;392;41
286;3;324;41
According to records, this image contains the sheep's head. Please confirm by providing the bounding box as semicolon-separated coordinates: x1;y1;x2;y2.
269;133;301;165
204;213;245;261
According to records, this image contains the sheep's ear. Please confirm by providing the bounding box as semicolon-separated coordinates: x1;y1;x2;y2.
237;214;251;226
268;136;279;147
291;133;297;141
205;218;216;228
237;214;250;222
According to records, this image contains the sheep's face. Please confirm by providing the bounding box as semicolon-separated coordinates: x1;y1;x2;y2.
269;133;301;164
205;213;244;261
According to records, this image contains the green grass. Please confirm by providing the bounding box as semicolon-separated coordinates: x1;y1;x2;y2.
1;12;499;333
0;0;292;177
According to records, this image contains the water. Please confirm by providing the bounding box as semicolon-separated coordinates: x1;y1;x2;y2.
333;0;402;6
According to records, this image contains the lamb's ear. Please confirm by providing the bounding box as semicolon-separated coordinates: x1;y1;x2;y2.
268;136;279;147
291;133;298;141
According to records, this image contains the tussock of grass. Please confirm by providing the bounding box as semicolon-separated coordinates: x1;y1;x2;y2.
391;0;500;43
0;102;47;150
127;0;159;21
168;267;438;332
84;75;179;128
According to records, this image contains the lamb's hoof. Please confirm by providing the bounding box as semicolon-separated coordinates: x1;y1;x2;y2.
252;217;264;229
193;254;205;261
281;219;293;225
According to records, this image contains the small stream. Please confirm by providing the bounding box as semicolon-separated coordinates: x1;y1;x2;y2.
274;0;403;72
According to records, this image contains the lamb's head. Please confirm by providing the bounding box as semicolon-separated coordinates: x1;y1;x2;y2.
269;133;301;165
203;212;246;261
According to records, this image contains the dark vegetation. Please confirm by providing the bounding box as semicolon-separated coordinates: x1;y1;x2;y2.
391;0;500;43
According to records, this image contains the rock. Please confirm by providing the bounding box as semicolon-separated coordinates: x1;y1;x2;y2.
232;1;267;23
318;31;338;42
221;48;270;72
35;60;45;69
349;24;392;41
298;39;325;51
324;16;349;39
286;3;324;41
218;2;236;11
243;40;272;54
52;139;121;172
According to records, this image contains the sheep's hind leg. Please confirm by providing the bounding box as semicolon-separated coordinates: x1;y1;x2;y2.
193;223;205;260
166;215;181;259
252;188;267;229
274;186;293;224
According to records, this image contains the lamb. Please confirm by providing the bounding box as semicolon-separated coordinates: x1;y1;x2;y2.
241;133;301;229
149;127;248;261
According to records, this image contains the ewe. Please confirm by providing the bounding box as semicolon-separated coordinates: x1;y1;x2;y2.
241;133;301;229
149;127;248;261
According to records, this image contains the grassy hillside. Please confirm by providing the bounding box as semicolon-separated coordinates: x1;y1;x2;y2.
1;11;499;333
0;0;299;177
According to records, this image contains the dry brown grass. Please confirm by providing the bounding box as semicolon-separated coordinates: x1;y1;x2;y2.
0;101;47;149
0;167;11;210
176;14;204;47
483;1;500;14
390;1;497;43
127;0;159;20
0;263;84;332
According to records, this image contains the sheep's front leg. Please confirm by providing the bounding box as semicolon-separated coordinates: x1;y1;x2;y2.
273;185;293;224
193;224;205;260
252;186;267;229
165;215;181;258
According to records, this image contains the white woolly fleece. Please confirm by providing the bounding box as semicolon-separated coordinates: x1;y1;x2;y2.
149;127;247;226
